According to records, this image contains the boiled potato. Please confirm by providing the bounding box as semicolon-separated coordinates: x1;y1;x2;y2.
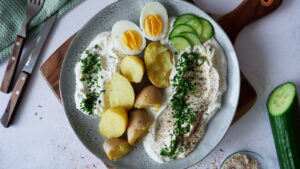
127;109;152;145
99;107;128;138
134;85;162;108
103;138;132;161
144;42;173;88
104;73;135;110
120;55;145;83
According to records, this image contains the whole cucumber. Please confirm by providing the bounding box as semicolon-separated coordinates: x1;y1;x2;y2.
267;82;300;169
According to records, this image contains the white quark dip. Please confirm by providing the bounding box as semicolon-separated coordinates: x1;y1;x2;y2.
74;32;123;117
143;38;227;163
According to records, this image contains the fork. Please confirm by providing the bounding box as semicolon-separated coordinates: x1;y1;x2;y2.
0;0;44;93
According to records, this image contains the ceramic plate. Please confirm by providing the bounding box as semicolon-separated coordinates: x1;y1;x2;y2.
60;0;240;168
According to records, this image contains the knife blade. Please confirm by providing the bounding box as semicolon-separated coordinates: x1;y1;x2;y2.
0;13;58;128
23;13;58;74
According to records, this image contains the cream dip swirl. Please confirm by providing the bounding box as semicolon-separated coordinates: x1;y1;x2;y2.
143;38;227;163
74;32;123;117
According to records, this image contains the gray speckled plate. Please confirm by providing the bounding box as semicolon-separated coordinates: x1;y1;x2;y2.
60;0;240;168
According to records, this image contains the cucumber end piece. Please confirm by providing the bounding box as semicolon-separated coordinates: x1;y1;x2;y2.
267;82;297;116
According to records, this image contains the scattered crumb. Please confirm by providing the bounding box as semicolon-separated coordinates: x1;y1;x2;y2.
93;164;96;168
81;156;85;159
34;112;43;120
219;149;224;152
38;105;43;108
64;146;67;150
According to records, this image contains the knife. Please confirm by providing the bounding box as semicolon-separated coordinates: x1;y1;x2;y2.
0;13;58;128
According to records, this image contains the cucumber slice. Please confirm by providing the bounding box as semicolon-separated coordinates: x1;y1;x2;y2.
186;18;203;38
179;32;201;46
267;82;300;169
173;14;198;26
169;36;191;51
169;24;196;39
199;17;214;41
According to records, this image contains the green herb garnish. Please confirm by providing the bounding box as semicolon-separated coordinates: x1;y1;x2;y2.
79;50;102;88
109;55;117;59
80;91;100;116
160;52;205;159
78;48;105;116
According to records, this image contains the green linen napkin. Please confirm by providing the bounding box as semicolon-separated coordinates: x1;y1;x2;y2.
0;0;83;63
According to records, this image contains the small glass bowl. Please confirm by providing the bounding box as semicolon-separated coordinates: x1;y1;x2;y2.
220;150;267;169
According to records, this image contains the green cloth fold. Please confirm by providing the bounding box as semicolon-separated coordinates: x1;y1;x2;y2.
0;0;83;63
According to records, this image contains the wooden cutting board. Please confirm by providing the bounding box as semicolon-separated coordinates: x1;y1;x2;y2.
40;0;282;168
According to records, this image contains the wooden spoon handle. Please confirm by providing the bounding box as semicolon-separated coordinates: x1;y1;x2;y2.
1;71;29;128
1;36;25;93
211;0;282;42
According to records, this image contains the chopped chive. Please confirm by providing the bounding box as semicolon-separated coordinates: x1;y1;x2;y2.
109;55;117;59
78;48;105;115
160;52;206;159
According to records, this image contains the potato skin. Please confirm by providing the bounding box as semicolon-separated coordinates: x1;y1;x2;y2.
127;109;152;145
120;55;145;83
103;138;132;161
104;73;135;110
99;107;128;138
134;85;162;108
144;42;173;88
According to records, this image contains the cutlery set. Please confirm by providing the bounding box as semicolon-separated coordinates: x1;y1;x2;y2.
0;0;57;128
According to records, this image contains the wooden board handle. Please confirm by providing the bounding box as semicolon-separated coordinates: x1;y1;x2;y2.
211;0;282;42
1;36;25;93
40;33;77;102
1;72;29;128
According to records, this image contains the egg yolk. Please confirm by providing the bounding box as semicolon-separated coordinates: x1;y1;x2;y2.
144;14;163;37
122;30;143;51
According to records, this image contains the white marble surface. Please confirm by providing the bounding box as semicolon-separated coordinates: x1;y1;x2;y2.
0;0;299;168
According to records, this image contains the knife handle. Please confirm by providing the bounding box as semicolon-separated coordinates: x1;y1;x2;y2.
1;36;25;93
1;71;29;128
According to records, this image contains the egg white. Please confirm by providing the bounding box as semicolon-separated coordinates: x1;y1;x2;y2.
112;20;146;55
140;2;168;41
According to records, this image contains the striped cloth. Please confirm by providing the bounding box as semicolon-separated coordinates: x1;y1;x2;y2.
0;0;83;63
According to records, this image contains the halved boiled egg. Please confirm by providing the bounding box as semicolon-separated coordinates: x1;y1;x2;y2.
140;2;168;41
112;20;146;55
